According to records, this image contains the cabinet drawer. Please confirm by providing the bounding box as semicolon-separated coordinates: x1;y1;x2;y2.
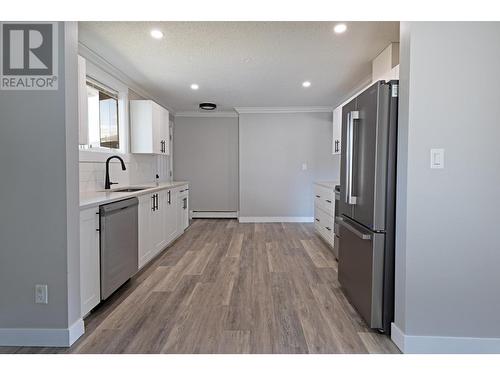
314;208;334;244
314;185;335;216
314;222;334;247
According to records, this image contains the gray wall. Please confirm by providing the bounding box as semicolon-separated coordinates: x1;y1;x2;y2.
173;116;239;212
239;112;339;218
395;22;500;342
0;23;80;333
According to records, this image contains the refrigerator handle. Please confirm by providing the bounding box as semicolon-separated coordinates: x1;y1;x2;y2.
346;110;359;205
337;216;371;240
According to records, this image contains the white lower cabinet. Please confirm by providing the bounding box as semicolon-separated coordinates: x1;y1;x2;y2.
152;190;167;254
178;187;189;234
138;184;189;270
313;183;337;258
138;193;155;269
80;207;101;317
79;184;190;319
164;188;179;245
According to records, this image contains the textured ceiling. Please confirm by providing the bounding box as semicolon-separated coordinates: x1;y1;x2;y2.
78;22;399;113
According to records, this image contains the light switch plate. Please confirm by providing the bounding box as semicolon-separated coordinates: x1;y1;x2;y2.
302;163;308;171
430;148;445;169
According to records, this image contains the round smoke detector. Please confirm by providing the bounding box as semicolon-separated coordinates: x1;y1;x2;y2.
199;102;217;111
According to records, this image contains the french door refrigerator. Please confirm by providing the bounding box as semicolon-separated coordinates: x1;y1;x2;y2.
338;80;398;333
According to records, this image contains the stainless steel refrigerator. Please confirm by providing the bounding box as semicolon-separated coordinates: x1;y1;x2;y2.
338;80;398;333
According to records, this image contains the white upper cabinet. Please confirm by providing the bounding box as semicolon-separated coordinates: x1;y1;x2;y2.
130;100;170;156
372;43;400;82
332;106;342;155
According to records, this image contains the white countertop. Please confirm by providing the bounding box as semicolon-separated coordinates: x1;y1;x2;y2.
314;181;339;190
80;181;189;210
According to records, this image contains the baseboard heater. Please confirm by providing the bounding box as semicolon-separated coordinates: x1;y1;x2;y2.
191;210;239;219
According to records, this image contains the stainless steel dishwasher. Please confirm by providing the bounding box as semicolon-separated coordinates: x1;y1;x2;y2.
99;197;139;300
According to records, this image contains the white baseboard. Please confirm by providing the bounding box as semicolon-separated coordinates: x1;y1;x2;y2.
238;216;314;223
0;319;84;347
191;211;238;218
391;323;500;353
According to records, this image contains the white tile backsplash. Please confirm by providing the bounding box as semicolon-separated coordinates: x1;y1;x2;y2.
79;154;171;193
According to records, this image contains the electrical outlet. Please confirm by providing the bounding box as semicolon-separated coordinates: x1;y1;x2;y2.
302;163;308;171
35;284;48;304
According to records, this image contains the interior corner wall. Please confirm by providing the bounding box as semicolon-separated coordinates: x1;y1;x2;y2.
0;22;81;346
239;112;339;219
394;22;500;353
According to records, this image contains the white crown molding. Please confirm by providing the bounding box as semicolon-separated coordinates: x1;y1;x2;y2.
234;106;333;114
175;111;238;118
78;42;175;115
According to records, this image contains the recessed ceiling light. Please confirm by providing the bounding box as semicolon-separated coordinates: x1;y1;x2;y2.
302;81;311;88
334;23;347;34
150;29;164;39
190;83;199;90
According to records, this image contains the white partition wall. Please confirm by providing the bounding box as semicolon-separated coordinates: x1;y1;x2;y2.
393;21;500;353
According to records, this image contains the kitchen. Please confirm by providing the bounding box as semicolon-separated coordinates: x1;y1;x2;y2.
76;22;399;352
1;5;500;372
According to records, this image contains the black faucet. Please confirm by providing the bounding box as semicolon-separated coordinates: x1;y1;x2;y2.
105;156;126;190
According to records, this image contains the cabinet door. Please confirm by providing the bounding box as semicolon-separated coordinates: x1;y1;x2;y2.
176;194;184;237
332;106;342;155
80;208;100;317
164;189;179;244
161;108;170;155
178;189;189;233
151;191;166;255
138;194;155;269
152;103;163;155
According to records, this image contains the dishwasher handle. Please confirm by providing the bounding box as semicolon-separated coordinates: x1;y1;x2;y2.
100;197;139;215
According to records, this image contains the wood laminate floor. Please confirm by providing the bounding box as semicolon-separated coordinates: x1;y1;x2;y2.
0;219;399;354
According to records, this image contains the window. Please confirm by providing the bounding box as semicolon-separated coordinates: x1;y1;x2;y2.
86;80;120;149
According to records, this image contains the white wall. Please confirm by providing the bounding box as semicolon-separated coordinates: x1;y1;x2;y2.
173;115;239;213
393;22;500;353
0;22;82;346
239;112;339;221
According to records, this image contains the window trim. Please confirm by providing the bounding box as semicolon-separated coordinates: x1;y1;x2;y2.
79;58;130;163
85;79;120;150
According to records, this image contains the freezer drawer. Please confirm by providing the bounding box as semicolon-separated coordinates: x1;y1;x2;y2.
337;216;385;330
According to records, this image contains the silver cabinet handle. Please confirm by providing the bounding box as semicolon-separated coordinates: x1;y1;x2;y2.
315;218;320;222
326;199;332;203
315;195;320;198
337;217;371;240
345;110;359;205
326;227;332;231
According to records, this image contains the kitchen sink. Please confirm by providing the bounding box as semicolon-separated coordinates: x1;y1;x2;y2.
112;187;149;192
